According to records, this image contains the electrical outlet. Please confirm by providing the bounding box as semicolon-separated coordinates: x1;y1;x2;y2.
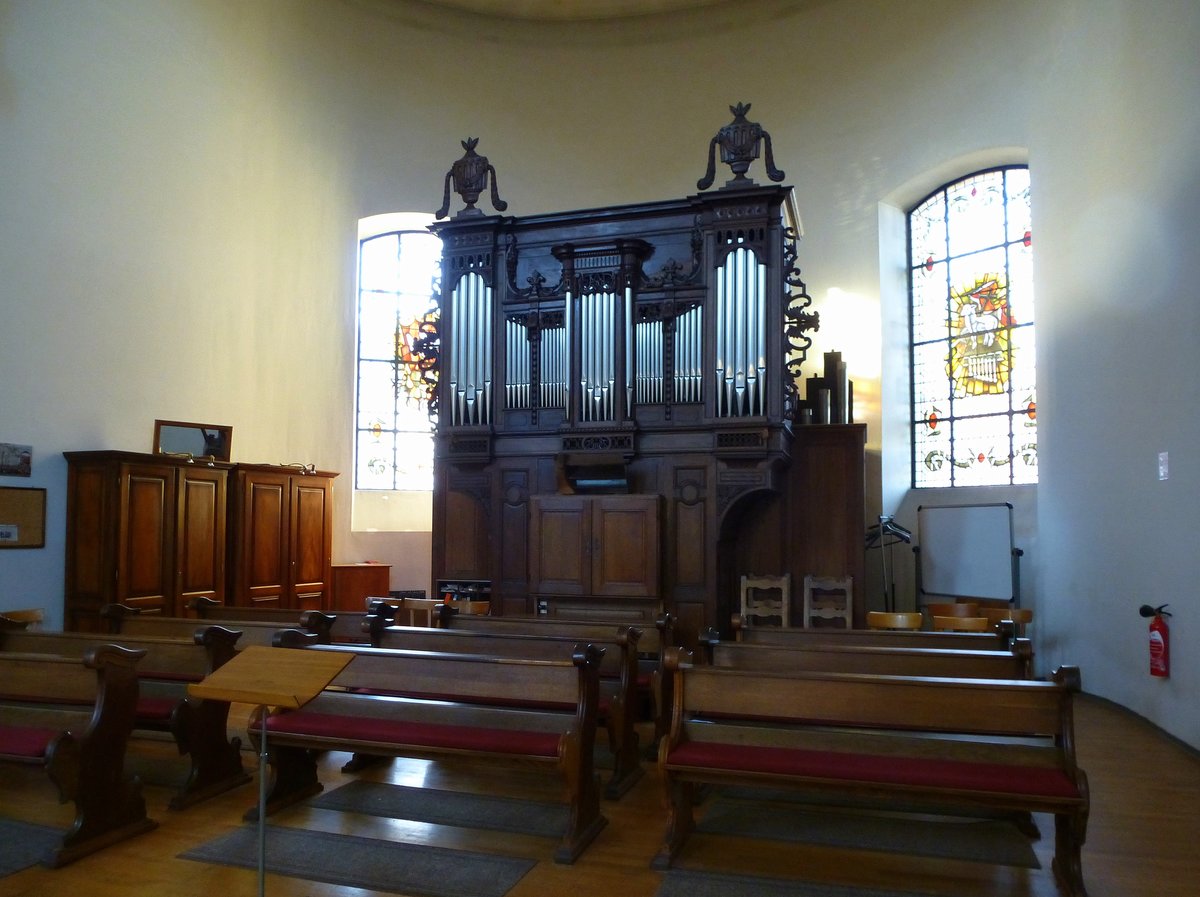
1158;451;1169;481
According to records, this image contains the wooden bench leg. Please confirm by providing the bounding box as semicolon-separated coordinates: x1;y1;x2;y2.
650;776;696;870
243;744;322;821
169;697;252;810
1053;805;1090;897
557;726;607;864
44;731;158;868
603;698;644;800
340;752;391;773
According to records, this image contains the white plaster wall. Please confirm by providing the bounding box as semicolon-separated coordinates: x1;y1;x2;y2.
1;0;1196;744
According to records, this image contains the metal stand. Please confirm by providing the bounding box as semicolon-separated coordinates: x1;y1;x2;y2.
865;515;911;613
257;706;267;897
186;645;354;897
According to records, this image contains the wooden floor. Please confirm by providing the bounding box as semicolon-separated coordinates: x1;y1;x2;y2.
1;694;1197;897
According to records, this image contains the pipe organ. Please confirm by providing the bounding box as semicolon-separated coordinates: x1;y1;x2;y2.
429;135;864;643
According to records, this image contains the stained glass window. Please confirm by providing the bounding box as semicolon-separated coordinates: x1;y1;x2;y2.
355;227;441;491
909;167;1036;487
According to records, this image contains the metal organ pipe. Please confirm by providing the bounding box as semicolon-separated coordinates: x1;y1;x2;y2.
625;287;634;414
505;318;531;409
674;305;701;405
450;272;492;426
715;246;766;417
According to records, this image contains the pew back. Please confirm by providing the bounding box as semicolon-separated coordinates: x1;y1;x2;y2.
704;636;1033;679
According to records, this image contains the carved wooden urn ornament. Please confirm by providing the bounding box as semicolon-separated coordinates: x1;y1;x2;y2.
435;137;508;219
697;102;785;190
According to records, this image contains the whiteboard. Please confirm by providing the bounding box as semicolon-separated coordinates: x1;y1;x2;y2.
917;503;1016;602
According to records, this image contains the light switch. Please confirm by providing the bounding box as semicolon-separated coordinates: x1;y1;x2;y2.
1158;451;1169;481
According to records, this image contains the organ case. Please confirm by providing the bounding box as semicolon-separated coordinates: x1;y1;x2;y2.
429;179;864;645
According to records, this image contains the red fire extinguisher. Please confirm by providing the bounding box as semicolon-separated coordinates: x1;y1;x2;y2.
1139;604;1172;678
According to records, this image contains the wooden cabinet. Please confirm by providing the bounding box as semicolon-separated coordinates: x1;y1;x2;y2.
64;452;229;630
331;563;391;611
529;494;660;617
64;454;337;628
227;465;336;611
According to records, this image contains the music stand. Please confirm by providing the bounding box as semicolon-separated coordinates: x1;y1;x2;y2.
188;645;353;897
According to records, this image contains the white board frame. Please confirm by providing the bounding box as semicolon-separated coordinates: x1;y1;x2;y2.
916;502;1019;604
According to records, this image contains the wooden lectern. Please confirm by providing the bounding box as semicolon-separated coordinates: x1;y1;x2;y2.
188;645;353;897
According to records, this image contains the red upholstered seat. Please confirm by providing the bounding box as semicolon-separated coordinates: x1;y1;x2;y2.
140;670;200;683
263;710;562;757
341;687;608;717
667;741;1081;799
0;723;58;760
136;696;180;722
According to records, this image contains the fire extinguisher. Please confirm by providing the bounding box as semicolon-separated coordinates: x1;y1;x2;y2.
1139;604;1172;678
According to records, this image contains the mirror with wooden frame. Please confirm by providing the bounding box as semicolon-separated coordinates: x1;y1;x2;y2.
153;419;232;461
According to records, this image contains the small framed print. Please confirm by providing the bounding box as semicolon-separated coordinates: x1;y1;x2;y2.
0;486;46;549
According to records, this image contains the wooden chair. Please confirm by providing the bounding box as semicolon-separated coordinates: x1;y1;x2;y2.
802;575;853;629
924;601;980;617
980;606;1034;636
739;574;790;628
866;611;923;631
0;608;44;630
395;597;442;627
932;614;992;632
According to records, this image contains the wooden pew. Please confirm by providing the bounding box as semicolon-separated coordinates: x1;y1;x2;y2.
701;628;1034;679
437;609;675;746
101;602;334;646
189;596;382;644
360;619;643;797
653;650;1090;897
733;614;1015;650
0;645;158;866
247;639;608;864
0;625;249;809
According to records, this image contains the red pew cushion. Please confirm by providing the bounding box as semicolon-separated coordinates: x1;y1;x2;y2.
667;740;1080;799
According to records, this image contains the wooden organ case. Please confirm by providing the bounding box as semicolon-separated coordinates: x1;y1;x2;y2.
428;114;865;645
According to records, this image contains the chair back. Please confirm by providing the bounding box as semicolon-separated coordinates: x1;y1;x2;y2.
932;614;991;632
979;606;1033;636
739;574;791;627
802;575;853;629
866;611;923;631
396;597;443;628
924;601;980;617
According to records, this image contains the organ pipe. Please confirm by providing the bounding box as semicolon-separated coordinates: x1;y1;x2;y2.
450;272;492;425
715;247;766;417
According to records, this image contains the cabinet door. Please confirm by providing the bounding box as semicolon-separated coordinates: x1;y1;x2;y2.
237;470;290;607
591;495;660;597
117;463;175;614
176;465;228;608
290;475;333;611
528;496;591;595
64;461;118;630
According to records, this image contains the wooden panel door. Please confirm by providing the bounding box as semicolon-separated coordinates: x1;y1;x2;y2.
528;495;590;595
290;475;333;611
591;495;660;597
117;462;175;614
237;470;290;607
176;465;228;609
64;459;117;630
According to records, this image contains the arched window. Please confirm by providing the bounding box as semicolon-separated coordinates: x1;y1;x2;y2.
355;214;440;504
909;166;1036;487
